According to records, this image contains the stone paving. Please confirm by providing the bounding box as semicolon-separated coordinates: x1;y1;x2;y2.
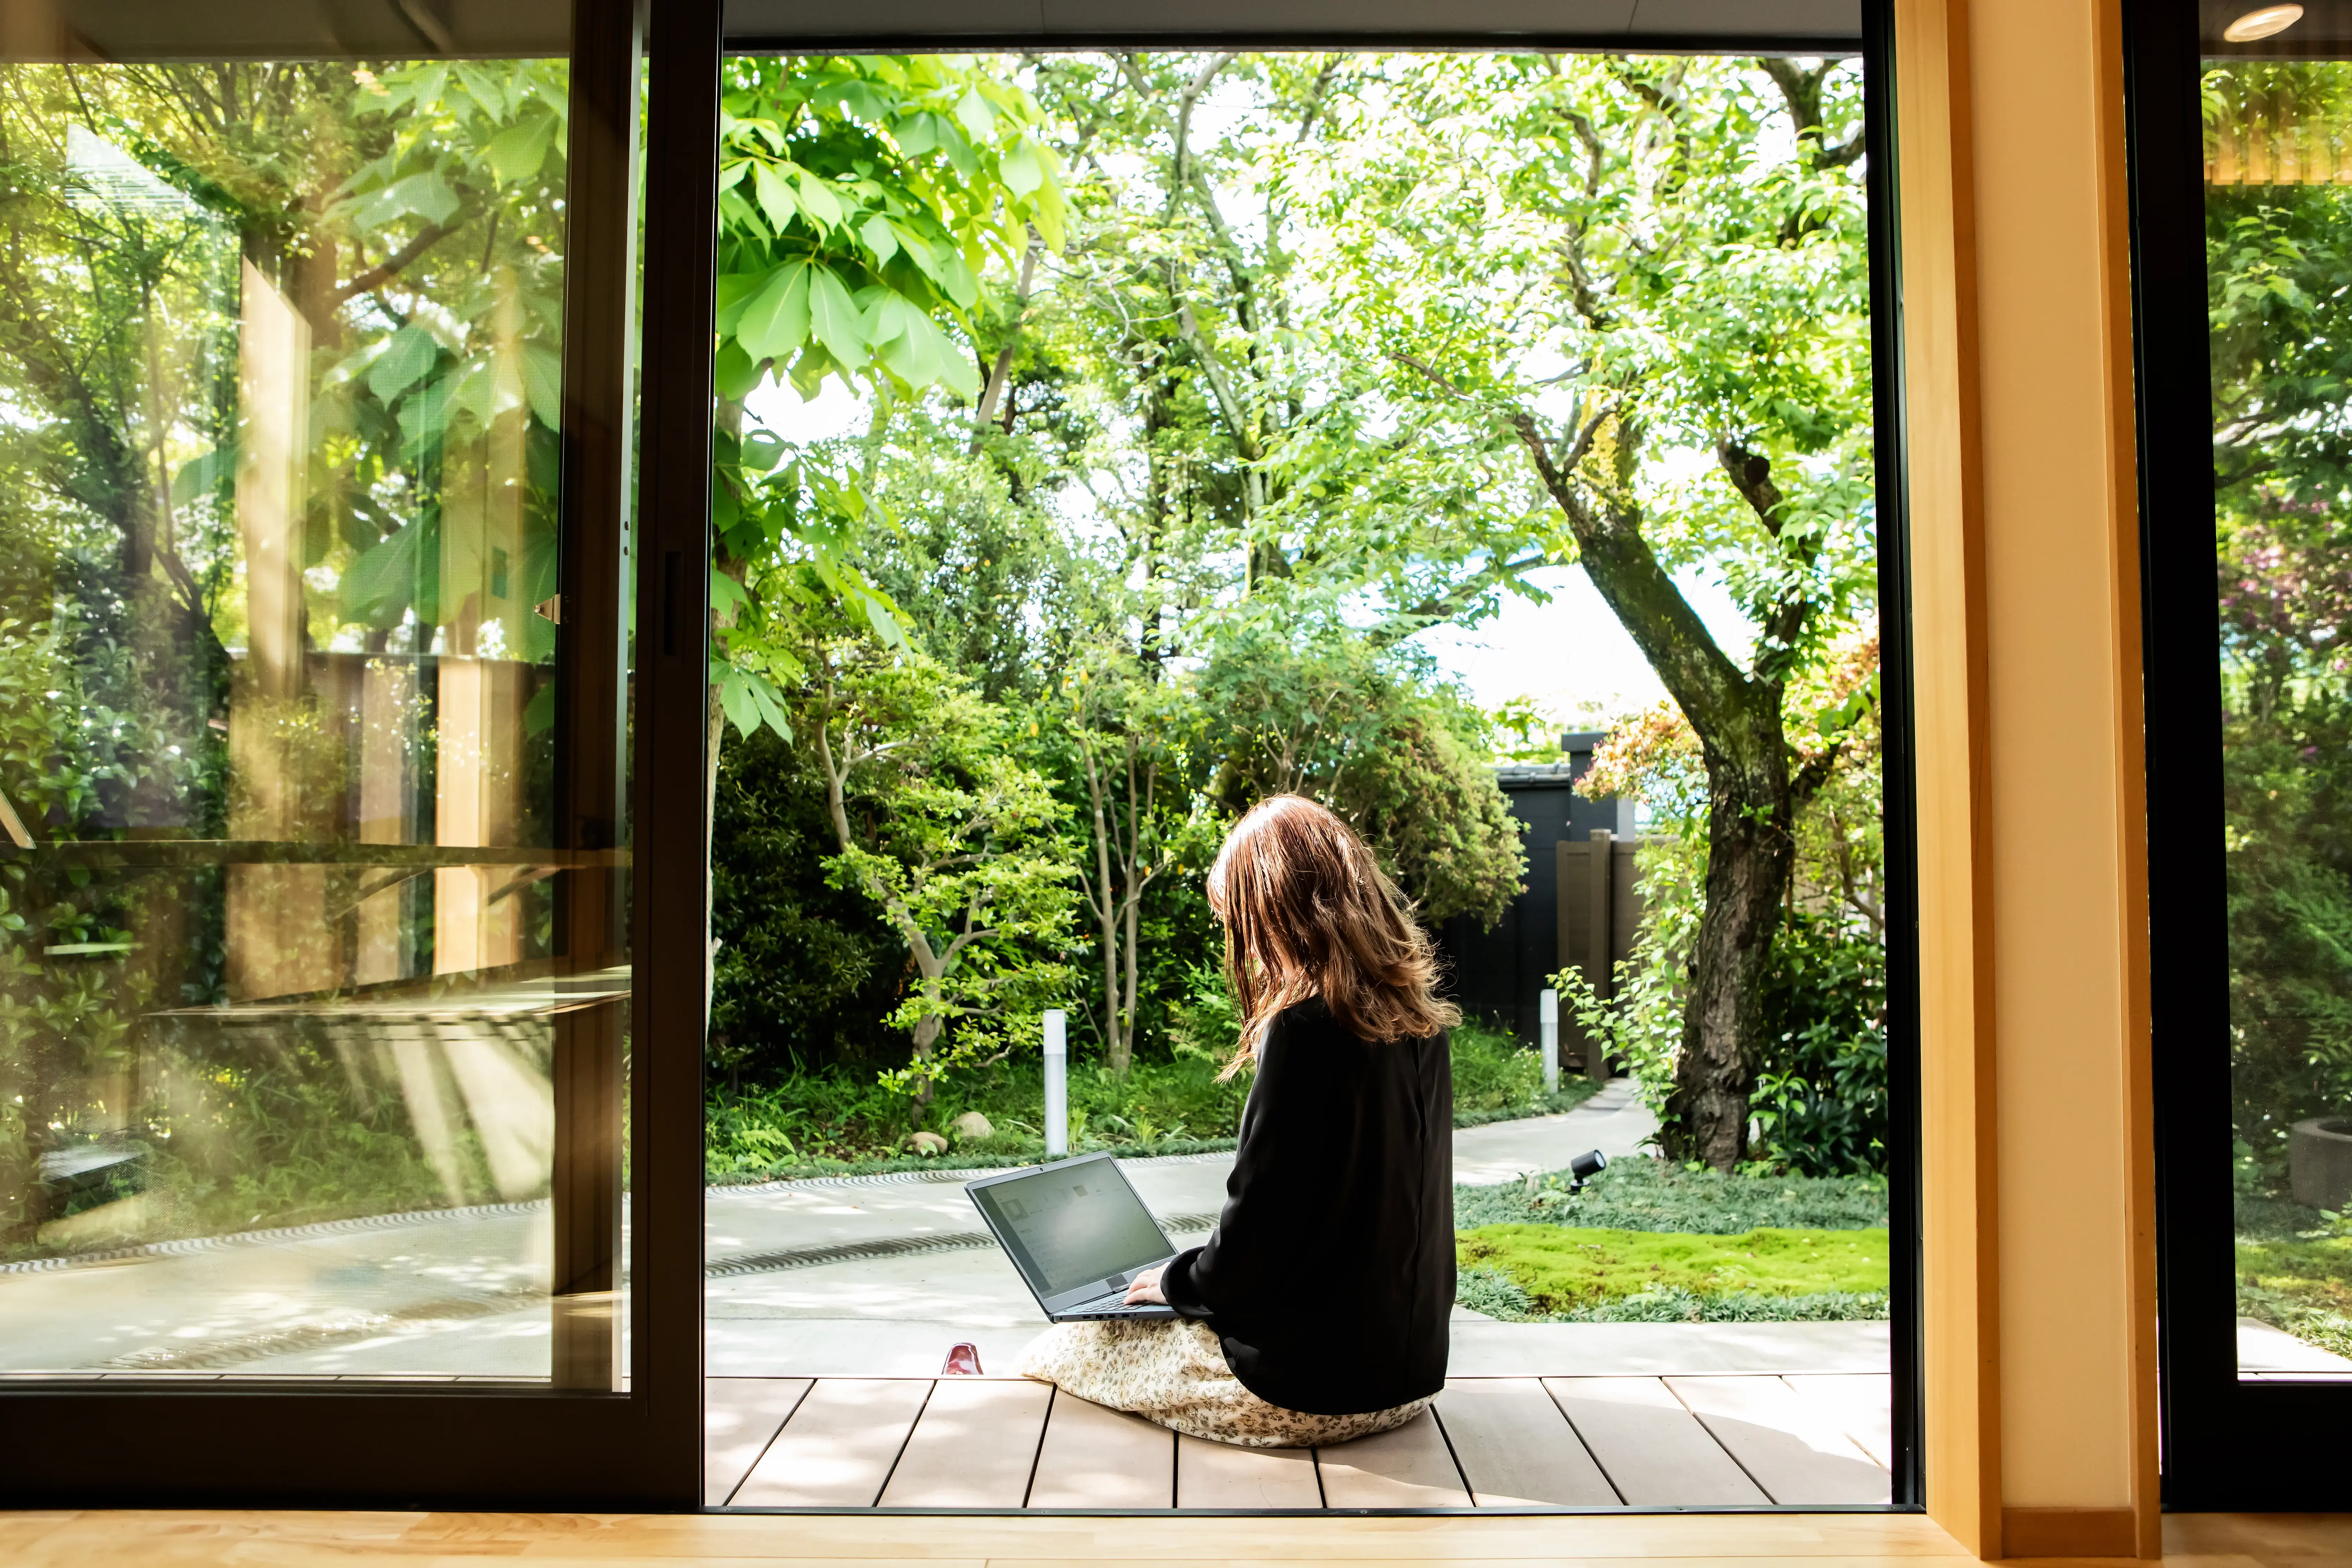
0;1079;1915;1383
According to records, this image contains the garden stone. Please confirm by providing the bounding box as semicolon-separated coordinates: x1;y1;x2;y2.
2290;1118;2352;1211
950;1111;994;1141
907;1131;949;1156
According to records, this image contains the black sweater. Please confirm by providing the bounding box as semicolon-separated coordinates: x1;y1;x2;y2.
1158;997;1453;1415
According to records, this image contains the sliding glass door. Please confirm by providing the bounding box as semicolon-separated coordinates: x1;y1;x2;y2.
2133;0;2352;1508
0;0;707;1506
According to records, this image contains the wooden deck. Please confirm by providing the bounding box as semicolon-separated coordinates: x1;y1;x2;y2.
706;1373;1892;1510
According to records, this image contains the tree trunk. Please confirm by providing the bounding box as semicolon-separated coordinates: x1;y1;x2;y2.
1666;743;1797;1167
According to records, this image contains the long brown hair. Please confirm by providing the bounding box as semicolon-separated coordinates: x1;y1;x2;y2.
1205;795;1461;1078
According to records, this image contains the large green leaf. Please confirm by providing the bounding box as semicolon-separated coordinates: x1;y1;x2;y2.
790;166;844;229
355;170;460;230
715;338;761;399
807;265;868;370
753;161;800;234
523;342;562;429
1000;140;1043;197
367;325;441;402
737;261;813;363
483;115;556;186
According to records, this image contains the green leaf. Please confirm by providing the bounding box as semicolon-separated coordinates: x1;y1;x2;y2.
522;343;562;429
807;266;868;370
356;170;461;230
367;325;441;402
719;669;759;736
859;213;899;265
1000;141;1043;197
791;167;844;229
714;269;766;335
711;566;751;621
753;161;800;233
893;112;938;154
888;222;944;285
169;443;236;506
748;676;793;740
740;430;787;472
954;88;997;144
715;338;762;399
483;115;556;186
737;262;813;363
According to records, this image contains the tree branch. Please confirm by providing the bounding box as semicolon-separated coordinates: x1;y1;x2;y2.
331;218;456;308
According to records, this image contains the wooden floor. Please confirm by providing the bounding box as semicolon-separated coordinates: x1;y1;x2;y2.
708;1373;1894;1510
7;1507;2350;1565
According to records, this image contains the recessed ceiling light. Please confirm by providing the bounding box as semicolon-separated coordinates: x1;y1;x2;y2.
2225;4;2306;42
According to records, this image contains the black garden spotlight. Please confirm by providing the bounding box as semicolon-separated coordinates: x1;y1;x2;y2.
1566;1148;1609;1193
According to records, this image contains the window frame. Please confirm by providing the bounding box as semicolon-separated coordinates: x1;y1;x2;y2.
2125;0;2352;1510
0;0;1923;1514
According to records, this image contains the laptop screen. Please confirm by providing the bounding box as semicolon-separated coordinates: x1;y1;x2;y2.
972;1163;1172;1298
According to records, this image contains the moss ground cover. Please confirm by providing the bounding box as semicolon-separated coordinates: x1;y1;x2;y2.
1459;1224;1888;1309
2235;1232;2352;1362
1453;1156;1891;1323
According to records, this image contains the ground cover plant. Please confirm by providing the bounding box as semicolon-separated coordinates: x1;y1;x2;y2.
706;1019;1595;1179
1458;1224;1886;1309
1452;1154;1889;1323
2231;1183;2352;1362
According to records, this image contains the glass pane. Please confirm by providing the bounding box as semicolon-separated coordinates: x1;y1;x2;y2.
0;8;634;1386
2205;57;2352;1380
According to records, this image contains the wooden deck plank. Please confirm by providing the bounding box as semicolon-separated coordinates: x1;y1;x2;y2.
1023;1391;1175;1509
877;1378;1054;1508
1435;1378;1620;1506
1782;1374;1896;1470
1542;1376;1767;1506
703;1377;813;1507
731;1378;933;1507
1312;1410;1471;1508
1664;1376;1890;1505
1174;1435;1322;1510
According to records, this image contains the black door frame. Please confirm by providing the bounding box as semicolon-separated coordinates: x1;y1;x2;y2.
2125;0;2352;1510
697;1;1923;1516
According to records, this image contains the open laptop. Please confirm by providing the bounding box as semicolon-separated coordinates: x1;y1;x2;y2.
967;1151;1180;1321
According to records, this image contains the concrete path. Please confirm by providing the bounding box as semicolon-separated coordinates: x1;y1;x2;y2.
0;1085;1671;1379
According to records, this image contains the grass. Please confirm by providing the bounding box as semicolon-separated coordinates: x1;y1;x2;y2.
1457;1223;1887;1315
705;1020;1597;1181
1450;1155;1891;1324
2231;1187;2352;1362
2235;1231;2352;1362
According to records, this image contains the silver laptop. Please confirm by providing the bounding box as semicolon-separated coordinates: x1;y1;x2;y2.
967;1151;1180;1321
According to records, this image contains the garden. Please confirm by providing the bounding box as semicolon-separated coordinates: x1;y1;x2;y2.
697;48;1889;1204
0;48;1894;1280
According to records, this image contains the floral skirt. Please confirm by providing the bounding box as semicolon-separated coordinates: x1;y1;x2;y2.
1015;1317;1431;1449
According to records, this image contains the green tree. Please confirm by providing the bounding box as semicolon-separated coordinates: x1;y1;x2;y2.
1312;54;1878;1167
782;600;1077;1106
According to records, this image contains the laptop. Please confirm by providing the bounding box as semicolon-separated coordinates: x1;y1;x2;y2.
967;1151;1181;1321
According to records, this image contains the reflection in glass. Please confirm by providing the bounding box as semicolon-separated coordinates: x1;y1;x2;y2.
2204;60;2352;1379
0;42;624;1382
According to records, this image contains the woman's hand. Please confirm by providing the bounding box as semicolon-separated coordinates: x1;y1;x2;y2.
1124;1264;1167;1305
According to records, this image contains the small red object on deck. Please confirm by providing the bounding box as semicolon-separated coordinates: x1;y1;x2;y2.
940;1342;984;1376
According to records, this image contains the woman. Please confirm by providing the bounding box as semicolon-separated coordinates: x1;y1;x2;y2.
1017;794;1459;1448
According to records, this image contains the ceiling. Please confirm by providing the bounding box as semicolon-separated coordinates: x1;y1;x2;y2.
6;0;1861;62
